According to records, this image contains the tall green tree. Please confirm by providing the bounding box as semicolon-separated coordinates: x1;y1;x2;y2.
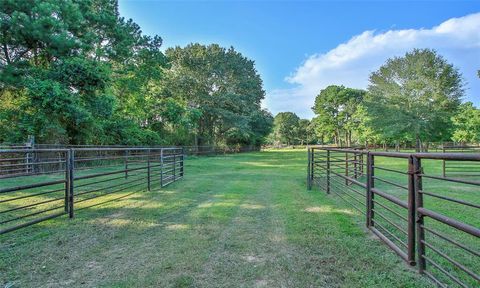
271;112;300;145
451;102;480;144
163;43;269;146
312;85;365;146
296;119;310;145
366;49;464;151
0;0;166;144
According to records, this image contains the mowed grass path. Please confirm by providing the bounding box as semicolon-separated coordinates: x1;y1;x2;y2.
0;150;432;287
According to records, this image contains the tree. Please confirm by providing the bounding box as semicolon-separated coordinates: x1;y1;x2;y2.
351;105;381;147
367;49;464;151
272;112;300;145
0;2;272;147
296;119;310;145
0;0;167;144
312;85;366;146
451;102;480;144
163;43;268;147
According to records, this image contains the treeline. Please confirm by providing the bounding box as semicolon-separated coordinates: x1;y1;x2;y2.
266;112;311;146
0;0;273;146
270;49;480;151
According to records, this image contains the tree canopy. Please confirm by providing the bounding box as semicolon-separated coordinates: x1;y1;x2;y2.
451;102;480;144
163;44;272;146
307;49;469;149
366;49;464;150
0;0;272;146
266;112;319;146
312;85;366;147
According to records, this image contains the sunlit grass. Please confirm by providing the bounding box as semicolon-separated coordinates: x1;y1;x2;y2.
0;150;433;287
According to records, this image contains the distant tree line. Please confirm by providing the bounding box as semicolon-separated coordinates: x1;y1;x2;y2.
270;49;479;151
0;0;273;146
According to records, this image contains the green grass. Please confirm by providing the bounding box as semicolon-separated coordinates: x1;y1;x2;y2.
322;150;479;287
0;150;433;287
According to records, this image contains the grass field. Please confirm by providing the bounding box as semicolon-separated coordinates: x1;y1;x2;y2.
320;150;479;287
0;150;434;287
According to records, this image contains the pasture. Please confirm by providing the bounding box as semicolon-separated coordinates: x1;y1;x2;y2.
0;150;432;287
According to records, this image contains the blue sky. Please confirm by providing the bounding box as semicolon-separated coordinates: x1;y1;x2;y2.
119;1;480;118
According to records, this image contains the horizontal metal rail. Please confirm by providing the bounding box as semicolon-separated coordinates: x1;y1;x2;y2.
307;146;479;287
0;147;185;235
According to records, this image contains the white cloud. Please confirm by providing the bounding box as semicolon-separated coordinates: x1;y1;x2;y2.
266;13;480;119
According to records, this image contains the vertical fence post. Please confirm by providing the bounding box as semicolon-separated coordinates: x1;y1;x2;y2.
360;153;364;175
311;149;314;188
442;146;446;177
414;156;425;272
64;150;69;214
180;148;184;177
173;153;176;180
345;152;349;185
407;156;417;266
326;150;330;194
147;149;151;191
366;153;374;227
353;152;358;179
307;148;312;190
68;149;74;218
25;135;34;174
124;150;129;179
160;149;164;188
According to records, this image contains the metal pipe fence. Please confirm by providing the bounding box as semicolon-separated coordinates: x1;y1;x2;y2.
442;145;480;178
0;147;184;235
307;147;479;287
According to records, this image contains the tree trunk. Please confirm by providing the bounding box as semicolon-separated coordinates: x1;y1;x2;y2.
415;134;421;152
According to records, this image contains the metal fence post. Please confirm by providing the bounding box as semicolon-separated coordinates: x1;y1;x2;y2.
68;149;74;218
414;156;425;272
354;152;358;179
345;152;349;185
64;150;69;214
360;153;364;175
160;149;164;187
173;153;176;180
125;150;129;179
180;148;185;177
442;146;446;177
311;149;314;188
366;153;374;227
326;150;330;194
147;149;151;191
407;156;417;266
307;148;312;190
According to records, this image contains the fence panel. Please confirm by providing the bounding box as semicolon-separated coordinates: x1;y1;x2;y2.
0;147;185;235
368;152;416;265
442;146;480;178
161;148;184;187
308;147;479;287
0;149;69;234
415;154;480;287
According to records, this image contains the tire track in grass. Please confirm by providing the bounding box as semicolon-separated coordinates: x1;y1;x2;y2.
193;166;315;287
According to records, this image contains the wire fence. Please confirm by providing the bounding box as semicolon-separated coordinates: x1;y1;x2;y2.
307;147;479;288
0;147;184;235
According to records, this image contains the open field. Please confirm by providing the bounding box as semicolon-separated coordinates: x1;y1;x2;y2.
1;150;433;287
